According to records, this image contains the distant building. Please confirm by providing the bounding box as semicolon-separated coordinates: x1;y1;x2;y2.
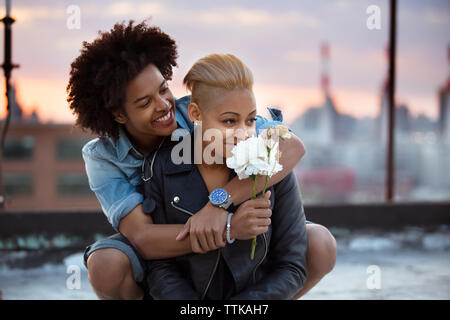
375;47;433;143
291;42;357;145
1;84;40;124
377;74;389;144
10;85;24;123
292;95;337;145
1;123;100;211
396;105;411;134
438;45;450;142
29;109;39;123
288;43;448;203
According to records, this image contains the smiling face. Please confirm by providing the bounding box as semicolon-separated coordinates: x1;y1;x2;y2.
189;88;257;161
115;63;178;152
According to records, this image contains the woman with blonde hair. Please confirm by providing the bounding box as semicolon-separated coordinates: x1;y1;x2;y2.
144;53;308;299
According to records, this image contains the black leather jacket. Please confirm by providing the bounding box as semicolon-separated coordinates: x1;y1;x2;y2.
143;136;308;300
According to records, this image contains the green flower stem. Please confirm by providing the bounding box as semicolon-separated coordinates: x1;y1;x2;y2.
252;175;258;199
251;175;270;260
250;237;257;260
262;175;269;196
250;175;260;260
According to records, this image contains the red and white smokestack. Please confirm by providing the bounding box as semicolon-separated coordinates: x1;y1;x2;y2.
320;42;330;94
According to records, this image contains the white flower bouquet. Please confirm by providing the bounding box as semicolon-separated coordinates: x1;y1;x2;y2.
226;125;291;259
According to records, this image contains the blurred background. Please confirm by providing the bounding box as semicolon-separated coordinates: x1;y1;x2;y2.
0;0;449;209
0;0;449;300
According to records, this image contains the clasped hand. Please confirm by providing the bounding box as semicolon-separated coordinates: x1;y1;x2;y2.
176;191;272;253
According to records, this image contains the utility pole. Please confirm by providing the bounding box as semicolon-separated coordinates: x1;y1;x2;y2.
386;0;397;202
0;0;19;208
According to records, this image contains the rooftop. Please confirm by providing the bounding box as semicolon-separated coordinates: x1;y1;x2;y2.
1;226;449;300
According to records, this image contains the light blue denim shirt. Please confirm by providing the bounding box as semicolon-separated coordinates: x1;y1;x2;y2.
82;95;287;231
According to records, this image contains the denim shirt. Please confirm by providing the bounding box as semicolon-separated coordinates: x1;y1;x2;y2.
82;95;288;231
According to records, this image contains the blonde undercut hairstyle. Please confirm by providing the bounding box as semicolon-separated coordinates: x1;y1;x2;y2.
183;53;254;112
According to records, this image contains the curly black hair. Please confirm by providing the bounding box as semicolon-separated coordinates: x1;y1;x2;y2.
67;20;178;139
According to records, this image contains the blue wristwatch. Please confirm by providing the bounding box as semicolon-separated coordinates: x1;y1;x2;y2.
209;188;233;210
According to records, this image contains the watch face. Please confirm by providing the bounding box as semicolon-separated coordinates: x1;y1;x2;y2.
210;188;228;205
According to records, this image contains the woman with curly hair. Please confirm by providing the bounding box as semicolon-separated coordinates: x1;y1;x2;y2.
67;20;336;300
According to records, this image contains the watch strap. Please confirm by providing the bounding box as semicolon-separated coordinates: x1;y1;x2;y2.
218;194;233;210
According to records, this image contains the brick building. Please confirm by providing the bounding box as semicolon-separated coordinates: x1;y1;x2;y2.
1;123;100;211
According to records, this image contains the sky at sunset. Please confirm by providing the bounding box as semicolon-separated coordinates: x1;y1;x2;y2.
0;0;448;124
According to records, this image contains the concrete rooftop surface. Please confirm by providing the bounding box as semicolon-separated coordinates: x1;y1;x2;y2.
0;226;449;300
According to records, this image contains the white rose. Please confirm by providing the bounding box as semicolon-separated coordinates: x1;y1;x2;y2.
226;135;283;179
226;135;271;180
